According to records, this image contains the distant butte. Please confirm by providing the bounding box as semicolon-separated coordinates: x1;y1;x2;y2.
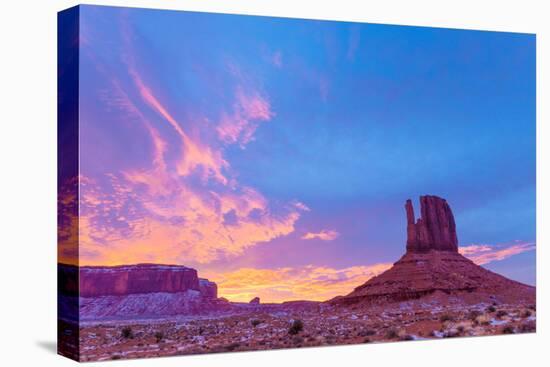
331;195;535;306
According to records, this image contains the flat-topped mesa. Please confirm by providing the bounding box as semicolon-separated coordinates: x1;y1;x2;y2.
405;195;458;253
78;263;201;298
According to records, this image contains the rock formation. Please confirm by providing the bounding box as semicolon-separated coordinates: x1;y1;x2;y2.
58;263;227;321
249;297;260;305
78;264;201;297
199;278;218;299
331;195;535;306
406;195;458;253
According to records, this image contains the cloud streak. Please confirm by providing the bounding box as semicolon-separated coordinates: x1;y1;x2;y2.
301;229;339;241
459;241;535;265
217;87;274;147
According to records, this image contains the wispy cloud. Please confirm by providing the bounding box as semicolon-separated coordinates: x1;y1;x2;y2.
77;17;304;266
217;86;274;147
127;56;229;184
272;51;283;68
292;201;310;212
301;229;339;241
459;241;536;265
206;263;392;303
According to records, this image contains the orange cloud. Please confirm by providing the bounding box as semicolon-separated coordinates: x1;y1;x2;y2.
459;241;536;265
80;160;305;265
205;263;392;303
58;177;79;265
77;20;304;266
301;229;339;241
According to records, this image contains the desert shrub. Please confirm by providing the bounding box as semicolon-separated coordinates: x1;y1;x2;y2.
528;304;536;311
400;334;414;341
363;338;371;343
121;326;133;339
468;310;482;321
496;310;508;319
292;336;304;344
522;310;532;318
288;319;304;335
486;305;496;313
111;355;122;360
502;326;515;334
359;329;376;337
154;331;164;342
439;314;454;322
443;331;459;338
251;319;262;327
385;329;399;339
225;342;241;351
457;326;465;334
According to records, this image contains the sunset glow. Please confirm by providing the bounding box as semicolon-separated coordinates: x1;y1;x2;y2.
62;6;536;302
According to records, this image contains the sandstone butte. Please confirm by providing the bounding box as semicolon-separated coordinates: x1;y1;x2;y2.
331;195;535;306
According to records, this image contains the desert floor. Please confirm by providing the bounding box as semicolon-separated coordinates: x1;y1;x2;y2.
75;301;536;362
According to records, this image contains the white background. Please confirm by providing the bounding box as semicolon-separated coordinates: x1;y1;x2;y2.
0;0;547;365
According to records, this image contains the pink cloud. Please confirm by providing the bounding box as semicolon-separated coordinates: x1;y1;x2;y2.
217;87;274;147
301;229;340;241
119;13;228;184
292;201;311;212
127;66;229;184
77;18;302;266
80;172;303;265
272;51;283;68
459;241;536;265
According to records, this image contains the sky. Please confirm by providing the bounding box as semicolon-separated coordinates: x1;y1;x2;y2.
61;5;536;302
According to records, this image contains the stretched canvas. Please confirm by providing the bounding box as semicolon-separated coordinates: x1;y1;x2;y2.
58;5;536;362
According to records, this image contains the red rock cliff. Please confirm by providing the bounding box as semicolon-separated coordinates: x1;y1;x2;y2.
79;264;200;297
406;195;458;253
199;278;218;299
